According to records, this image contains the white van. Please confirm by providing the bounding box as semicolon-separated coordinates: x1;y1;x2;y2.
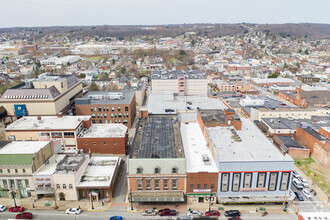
293;178;304;189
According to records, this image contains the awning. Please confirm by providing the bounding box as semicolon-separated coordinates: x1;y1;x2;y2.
88;189;100;196
131;191;185;202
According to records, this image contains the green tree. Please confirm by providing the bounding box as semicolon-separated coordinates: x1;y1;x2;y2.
296;62;301;68
89;82;99;91
79;73;86;78
112;59;116;65
283;62;288;69
268;73;279;78
120;67;126;75
179;50;187;56
305;49;309;55
191;39;195;47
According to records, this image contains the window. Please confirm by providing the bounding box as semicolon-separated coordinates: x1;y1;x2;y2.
104;113;107;118
111;113;114;118
280;172;290;191
137;167;143;174
69;184;73;189
92;120;96;123
104;142;107;145
221;173;229;192
118;107;121;111
172;179;177;190
82;191;86;198
243;173;252;188
100;113;103;118
211;184;214;189
94;107;97;112
91;107;94;112
204;184;208;189
51;132;62;137
63;184;67;189
111;107;115;111
114;142;117;145
190;184;194;189
154;167;160;174
97;113;100;118
125;107;129;111
99;120;102;123
10;180;15;188
7;169;10;173
197;184;201;189
172;167;178;174
146;179;151;190
0;169;2;173
257;172;266;188
107;107;109;111
25;180;29;188
115;113;117;118
56;184;60;189
154;179;160;190
105;120;107;123
93;142;96;146
85;142;88;146
137;179;143;190
123;120;128;124
3;180;8;188
103;107;106;111
269;172;278;191
98;107;102;112
127;113;129;117
118;113;122;118
163;179;169;190
64;132;74;137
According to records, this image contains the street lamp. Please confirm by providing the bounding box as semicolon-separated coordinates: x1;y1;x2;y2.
11;188;17;207
208;190;212;212
90;193;94;210
129;192;133;210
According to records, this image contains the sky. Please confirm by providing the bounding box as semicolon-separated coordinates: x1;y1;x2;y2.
0;0;329;28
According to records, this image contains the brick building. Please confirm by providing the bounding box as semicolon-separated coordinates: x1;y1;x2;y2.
75;91;136;128
273;135;310;159
127;115;186;203
294;90;330;107
77;124;128;154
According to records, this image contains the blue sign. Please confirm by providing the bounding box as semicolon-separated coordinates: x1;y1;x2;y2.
14;105;27;116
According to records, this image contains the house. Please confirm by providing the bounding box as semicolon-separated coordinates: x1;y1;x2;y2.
294;90;330;107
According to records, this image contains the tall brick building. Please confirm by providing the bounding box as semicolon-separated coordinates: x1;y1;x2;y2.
75;91;136;128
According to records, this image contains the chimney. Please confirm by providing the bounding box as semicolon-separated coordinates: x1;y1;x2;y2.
57;112;63;118
88;149;92;158
314;119;316;124
37;116;41;121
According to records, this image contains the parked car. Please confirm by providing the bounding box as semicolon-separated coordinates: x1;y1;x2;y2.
187;101;192;105
176;216;192;220
165;109;175;113
294;191;305;201
0;205;5;212
224;210;240;217
187;210;203;216
205;210;220;216
66;208;82;215
293;178;304;189
16;212;33;219
302;189;312;199
109;216;123;220
292;170;300;178
142;209;157;216
298;178;310;188
187;106;192;110
9;206;25;212
158;208;177;216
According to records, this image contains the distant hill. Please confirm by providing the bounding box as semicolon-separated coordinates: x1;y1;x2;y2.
0;23;329;40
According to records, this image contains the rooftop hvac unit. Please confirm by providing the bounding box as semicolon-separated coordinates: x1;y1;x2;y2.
202;154;209;162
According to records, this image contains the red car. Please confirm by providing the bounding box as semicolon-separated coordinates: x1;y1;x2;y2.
9;206;25;212
205;210;220;216
16;212;33;219
228;217;241;220
158;208;177;216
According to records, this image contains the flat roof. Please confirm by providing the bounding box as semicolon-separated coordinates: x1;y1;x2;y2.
0;141;50;154
274;136;303;149
75;91;134;105
251;78;295;84
6;116;91;131
77;156;121;187
206;118;293;162
147;94;226;114
78;124;127;138
181;122;218;173
34;154;66;175
130;115;184;159
256;107;324;112
199;109;226;125
55;154;88;174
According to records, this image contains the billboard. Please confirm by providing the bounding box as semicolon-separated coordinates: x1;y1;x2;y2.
14;104;27;116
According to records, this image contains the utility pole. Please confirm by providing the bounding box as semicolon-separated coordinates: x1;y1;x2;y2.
208;190;212;212
129;192;133;210
11;188;17;207
90;192;94;210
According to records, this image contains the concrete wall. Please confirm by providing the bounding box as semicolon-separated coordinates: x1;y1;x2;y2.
151;79;178;94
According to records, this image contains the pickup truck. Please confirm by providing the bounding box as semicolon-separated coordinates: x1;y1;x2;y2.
158;208;177;216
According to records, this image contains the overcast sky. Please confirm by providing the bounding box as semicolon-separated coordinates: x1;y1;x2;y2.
0;0;329;28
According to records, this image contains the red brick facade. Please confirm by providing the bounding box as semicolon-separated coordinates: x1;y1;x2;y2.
128;175;186;191
77;135;128;154
186;172;218;194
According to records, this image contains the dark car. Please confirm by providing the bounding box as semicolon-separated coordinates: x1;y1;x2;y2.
187;101;192;105
205;210;220;216
158;208;177;216
16;212;33;219
187;106;192;110
9;206;25;212
109;216;123;220
165;109;175;113
294;191;305;201
224;210;240;217
227;217;241;220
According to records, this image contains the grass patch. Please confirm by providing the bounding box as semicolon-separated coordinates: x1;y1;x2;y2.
295;158;330;194
86;56;103;61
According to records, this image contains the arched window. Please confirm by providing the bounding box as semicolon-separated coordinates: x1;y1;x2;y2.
137;167;143;174
172;167;178;174
154;167;160;174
